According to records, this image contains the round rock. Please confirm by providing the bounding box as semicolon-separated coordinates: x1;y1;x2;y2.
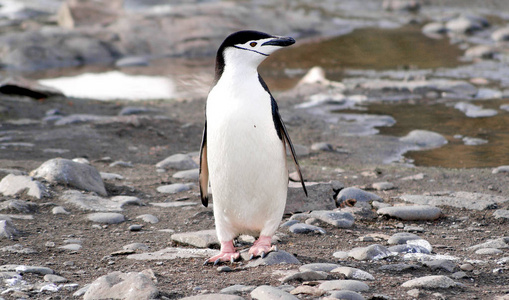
251;285;298;300
318;280;369;292
87;213;125;224
288;223;326;235
401;275;460;289
377;205;441;221
388;232;422;245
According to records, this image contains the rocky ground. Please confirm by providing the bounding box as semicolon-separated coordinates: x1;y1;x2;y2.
1;0;509;300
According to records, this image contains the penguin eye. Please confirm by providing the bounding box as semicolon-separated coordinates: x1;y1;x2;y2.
249;42;257;47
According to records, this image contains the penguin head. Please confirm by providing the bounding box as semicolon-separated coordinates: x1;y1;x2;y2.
215;30;295;80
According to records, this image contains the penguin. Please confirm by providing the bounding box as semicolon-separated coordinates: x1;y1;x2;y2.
199;30;307;265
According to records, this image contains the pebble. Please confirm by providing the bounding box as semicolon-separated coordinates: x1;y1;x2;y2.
299;263;340;273
445;15;486;33
333;251;349;259
492;166;509;174
492;26;509;42
61;190;123;212
16;265;54;275
400;173;425;181
58;244;82;251
0;220;19;239
328;290;366;300
467;237;509;251
475;248;503;255
454;102;497;118
136;214;159;224
52;206;70;215
401;191;509;211
318;280;369;292
465;45;498;59
388;232;422;245
129;225;143;231
378;205;441;221
423;260;458;272
405;225;424;233
220;284;256;295
399;130;447;149
171;230;219;248
311;142;334;152
246;250;301;267
173;168;199;180
331;267;375;281
100;172;124;180
87;213;125;224
251;285;298;300
30;158;107;196
118;106;154;115
111;196;143;208
290;285;325;297
217;266;232;272
109;160;133;168
379;263;420;272
123;243;150;251
0;199;38;213
156;154;198;170
422;22;447;34
157;183;193;194
309;210;355;228
44;274;68;283
83;270;158;300
462;137;488;146
349;244;393;261
401;275;460;289
493;210;509;220
372;181;394;191
281;270;328;283
0;174;49;199
288;223;326;234
460;263;474;271
0;244;36;254
336;187;383;206
388;244;430;254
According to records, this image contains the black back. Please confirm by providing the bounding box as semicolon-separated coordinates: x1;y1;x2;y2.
214;30;273;83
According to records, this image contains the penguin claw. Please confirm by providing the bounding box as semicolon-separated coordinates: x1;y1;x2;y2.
213;258;221;266
260;251;266;258
249;254;254;260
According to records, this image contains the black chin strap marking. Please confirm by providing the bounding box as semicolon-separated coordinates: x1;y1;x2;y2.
233;45;269;57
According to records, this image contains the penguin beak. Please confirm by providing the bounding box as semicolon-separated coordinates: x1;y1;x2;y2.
262;36;295;47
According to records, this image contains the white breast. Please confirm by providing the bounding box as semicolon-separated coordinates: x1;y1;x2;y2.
206;72;288;242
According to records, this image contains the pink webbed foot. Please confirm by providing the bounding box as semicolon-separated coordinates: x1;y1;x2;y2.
204;241;240;265
248;235;277;260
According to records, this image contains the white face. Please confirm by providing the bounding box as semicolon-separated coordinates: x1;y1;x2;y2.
232;37;283;57
223;37;293;70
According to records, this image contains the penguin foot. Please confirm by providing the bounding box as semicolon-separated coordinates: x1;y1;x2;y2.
203;240;240;265
248;235;277;259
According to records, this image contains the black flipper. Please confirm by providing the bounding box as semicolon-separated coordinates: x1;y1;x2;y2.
199;121;209;207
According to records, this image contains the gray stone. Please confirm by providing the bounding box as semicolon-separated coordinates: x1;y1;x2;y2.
246;250;301;267
83;270;158;300
379;263;420;272
173;169;199;181
0;200;38;213
61;190;123;212
100;172;124;181
311;142;334;152
465;45;498;59
286;181;336;214
336;187;382;207
422;22;446;34
87;213;125;224
52;206;70;215
493;166;509;174
463;137;488;146
55;114;109;126
451;271;469;279
446;15;486;33
399;130;447;149
331;267;375;281
328;290;366;300
400;192;509;211
118;106;154;116
136;214;159;224
0;244;36;254
318;280;369;292
388;232;422;245
251;285;298;300
309;210;355;228
59;244;82;251
282;270;328;283
123;243;150;251
110;196;143;208
423;260;458;272
44;274;68;283
157;183;193;194
494;210;509;219
182;294;245;300
220;284;256;295
109;161;133;168
127;247;219;260
400;173;425;181
372;181;395;191
171;229;218;248
454;102;498;118
156;154;198;170
16;265;54;275
401;275;460;289
299;263;340;273
377;205;441;221
288;223;326;234
0;174;48;199
0;220;19;239
280;220;300;228
349;244;393;261
129;225;143;231
30;158;107;196
475;248;503;255
492;26;509;42
150;201;198;208
388;244;430;254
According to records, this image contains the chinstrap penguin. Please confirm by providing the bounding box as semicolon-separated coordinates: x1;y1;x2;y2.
199;30;307;265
